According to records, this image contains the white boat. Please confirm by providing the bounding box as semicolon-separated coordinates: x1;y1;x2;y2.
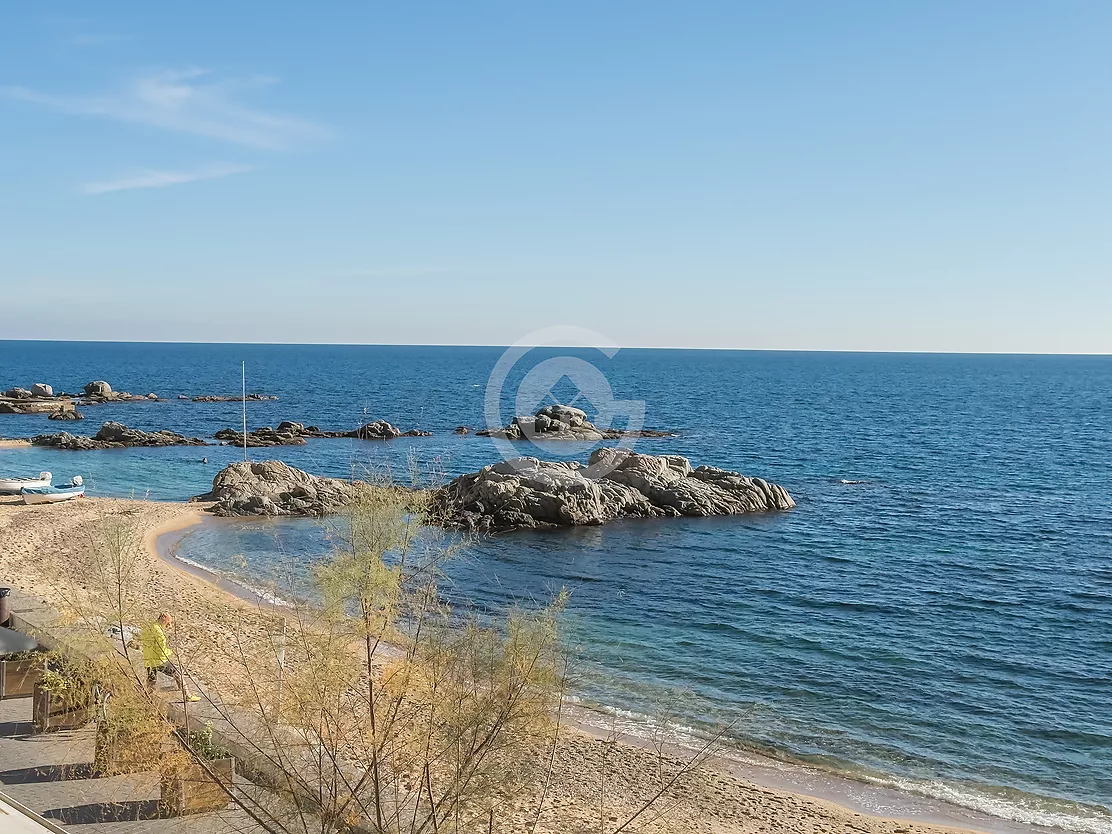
0;472;51;495
21;476;84;505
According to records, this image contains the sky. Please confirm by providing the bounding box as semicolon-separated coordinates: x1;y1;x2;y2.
1;2;1110;352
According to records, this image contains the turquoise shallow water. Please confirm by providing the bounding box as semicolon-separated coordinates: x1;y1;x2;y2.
1;341;1110;832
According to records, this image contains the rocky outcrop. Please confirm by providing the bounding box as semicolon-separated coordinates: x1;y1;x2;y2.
215;421;341;447
76;381;166;403
454;426;471;435
31;422;207;450
48;408;84;421
4;387;32;400
348;420;431;440
214;420;432;446
0;398;75;414
31;383;54;398
477;405;673;442
192;393;278;402
194;460;361;517
351;420;402;440
431;449;794;533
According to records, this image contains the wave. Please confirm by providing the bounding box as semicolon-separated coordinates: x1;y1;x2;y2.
873;775;1112;834
565;696;1112;834
171;554;297;609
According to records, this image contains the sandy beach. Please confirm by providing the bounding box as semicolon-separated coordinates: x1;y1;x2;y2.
0;495;987;834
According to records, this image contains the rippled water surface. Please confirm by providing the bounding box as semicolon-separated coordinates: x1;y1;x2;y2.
2;342;1110;832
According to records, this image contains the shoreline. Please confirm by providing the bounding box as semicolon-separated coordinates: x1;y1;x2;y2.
148;512;1052;834
0;496;1069;834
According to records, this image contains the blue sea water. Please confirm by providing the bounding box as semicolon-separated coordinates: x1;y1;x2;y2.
1;341;1110;832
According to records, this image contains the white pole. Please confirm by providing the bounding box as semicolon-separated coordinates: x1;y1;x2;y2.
242;361;248;462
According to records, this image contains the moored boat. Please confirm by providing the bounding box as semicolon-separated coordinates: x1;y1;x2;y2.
21;476;84;505
0;472;51;495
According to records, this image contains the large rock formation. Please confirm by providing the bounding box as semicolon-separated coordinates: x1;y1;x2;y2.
31;422;207;450
83;380;113;398
477;405;673;441
431;449;794;533
3;387;32;400
194;460;360;517
48;408;84;421
30;383;54;398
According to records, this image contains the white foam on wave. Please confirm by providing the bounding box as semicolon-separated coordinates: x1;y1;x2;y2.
172;554;296;609
872;776;1112;834
566;696;1112;834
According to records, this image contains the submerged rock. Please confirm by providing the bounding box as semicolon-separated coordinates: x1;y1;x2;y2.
31;421;207;450
477;404;673;441
194;460;360;517
431;448;794;533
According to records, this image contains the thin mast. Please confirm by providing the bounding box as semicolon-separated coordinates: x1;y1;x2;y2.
242;361;248;462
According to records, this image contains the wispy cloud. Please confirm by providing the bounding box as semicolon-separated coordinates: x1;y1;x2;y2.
81;162;253;194
3;68;328;150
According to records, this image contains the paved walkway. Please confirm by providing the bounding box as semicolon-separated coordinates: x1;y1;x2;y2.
0;696;255;833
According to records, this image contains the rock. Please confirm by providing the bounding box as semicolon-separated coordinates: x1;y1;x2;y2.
454;426;471;434
48;408;84;421
215;426;307;447
3;387;32;400
147;393;158;400
536;404;588;428
430;449;794;533
215;420;428;446
0;402;28;414
194;460;361;517
30;383;53;398
31;421;208;450
84;381;113;397
477;404;676;441
192;393;279;402
177;394;189;400
476;404;675;443
352;420;402;440
213;421;354;447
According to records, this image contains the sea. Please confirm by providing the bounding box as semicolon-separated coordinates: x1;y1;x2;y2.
1;340;1109;833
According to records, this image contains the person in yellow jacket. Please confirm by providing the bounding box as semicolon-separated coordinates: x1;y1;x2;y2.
140;613;199;702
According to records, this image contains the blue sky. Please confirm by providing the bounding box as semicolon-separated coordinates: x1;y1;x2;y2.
2;3;1110;352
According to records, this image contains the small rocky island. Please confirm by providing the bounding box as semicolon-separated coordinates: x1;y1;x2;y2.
477;405;673;441
31;422;208;450
194;460;362;517
192;393;279;402
431;448;794;533
213;420;432;447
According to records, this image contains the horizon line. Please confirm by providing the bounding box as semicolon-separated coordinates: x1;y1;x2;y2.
0;338;1109;357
